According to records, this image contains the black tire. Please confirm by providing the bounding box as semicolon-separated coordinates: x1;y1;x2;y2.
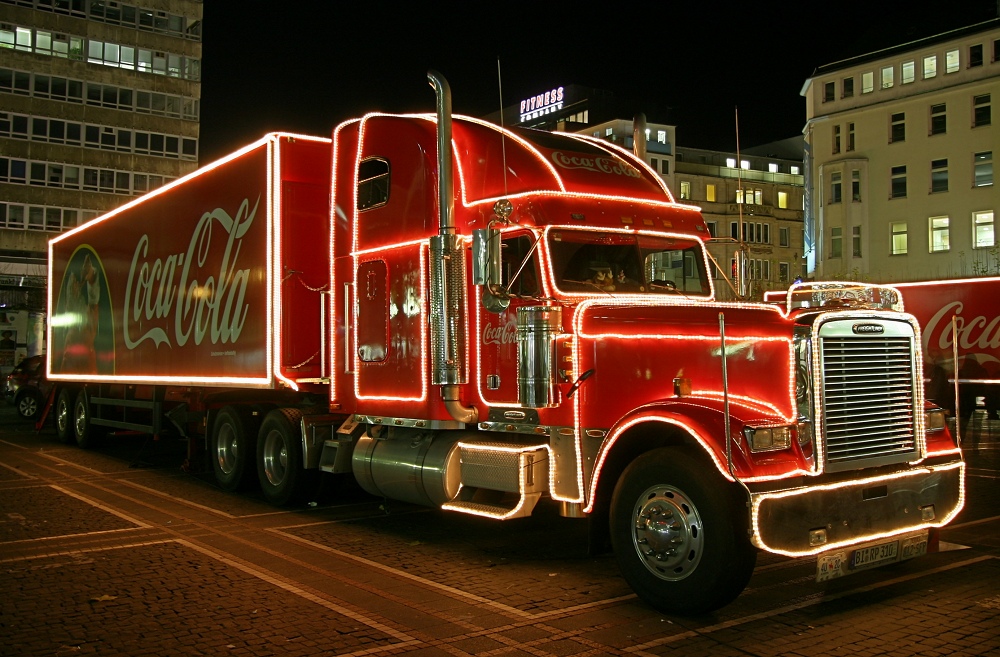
610;447;757;615
72;388;102;449
55;388;75;444
257;408;316;506
211;406;260;492
15;389;43;421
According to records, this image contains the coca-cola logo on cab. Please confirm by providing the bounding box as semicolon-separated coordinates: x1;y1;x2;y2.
483;320;517;346
551;152;641;179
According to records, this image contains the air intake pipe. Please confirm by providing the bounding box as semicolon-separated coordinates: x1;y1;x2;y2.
427;70;477;424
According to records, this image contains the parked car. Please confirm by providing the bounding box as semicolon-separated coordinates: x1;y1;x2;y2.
4;355;50;421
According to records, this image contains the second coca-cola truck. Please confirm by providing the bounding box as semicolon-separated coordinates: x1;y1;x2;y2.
895;278;1000;429
46;72;964;614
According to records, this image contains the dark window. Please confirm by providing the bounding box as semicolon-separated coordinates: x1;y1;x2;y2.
357;158;390;211
975;94;991;127
931;159;948;193
930;104;946;135
891;165;907;198
970;44;983;68
842;77;854;98
890;112;905;143
824;81;835;102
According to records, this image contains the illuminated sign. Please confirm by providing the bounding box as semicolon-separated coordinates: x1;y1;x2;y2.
520;86;565;122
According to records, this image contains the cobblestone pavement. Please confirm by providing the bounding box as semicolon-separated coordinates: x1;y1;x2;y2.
0;406;997;657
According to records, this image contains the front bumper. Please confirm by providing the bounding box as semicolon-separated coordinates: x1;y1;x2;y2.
750;460;965;556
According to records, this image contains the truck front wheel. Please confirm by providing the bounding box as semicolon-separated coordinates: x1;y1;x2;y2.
610;447;756;615
212;406;259;492
257;408;316;506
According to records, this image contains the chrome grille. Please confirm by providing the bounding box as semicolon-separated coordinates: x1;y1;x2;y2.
820;324;919;470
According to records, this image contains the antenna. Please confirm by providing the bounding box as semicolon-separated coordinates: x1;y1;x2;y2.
497;58;508;197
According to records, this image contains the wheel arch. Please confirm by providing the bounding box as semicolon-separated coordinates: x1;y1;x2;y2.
585;401;752;515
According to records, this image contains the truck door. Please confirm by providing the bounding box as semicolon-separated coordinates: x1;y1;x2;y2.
478;231;542;406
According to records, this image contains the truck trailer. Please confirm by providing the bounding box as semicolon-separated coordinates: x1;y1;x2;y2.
46;72;965;614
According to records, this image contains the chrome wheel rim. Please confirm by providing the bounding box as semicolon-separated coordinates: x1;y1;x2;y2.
631;484;704;581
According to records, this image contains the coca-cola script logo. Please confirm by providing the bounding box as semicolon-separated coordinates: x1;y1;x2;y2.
551;152;641;179
123;196;258;350
483;320;517;346
922;300;1000;362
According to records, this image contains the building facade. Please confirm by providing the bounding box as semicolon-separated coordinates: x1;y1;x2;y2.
0;0;202;306
802;19;1000;283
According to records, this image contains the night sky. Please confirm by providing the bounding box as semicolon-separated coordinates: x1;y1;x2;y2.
198;1;998;164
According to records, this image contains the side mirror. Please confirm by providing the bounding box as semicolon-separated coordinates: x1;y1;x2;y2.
472;228;509;313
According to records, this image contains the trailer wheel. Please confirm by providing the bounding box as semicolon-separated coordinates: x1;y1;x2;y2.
72;388;101;449
211;406;259;492
55;388;75;444
257;408;315;506
15;388;43;421
609;447;756;615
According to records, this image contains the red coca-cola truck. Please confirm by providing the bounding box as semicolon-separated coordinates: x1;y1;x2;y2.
46;72;964;614
893;278;1000;423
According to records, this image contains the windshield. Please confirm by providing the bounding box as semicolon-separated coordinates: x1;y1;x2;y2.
547;230;711;296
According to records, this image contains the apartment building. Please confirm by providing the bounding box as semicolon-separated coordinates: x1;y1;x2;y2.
0;0;202;306
802;18;1000;282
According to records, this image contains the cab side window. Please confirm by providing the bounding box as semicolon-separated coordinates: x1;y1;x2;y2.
357;158;389;211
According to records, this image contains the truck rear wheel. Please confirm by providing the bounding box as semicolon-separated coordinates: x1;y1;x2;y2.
73;388;101;449
609;447;756;615
257;408;315;506
55;388;75;444
212;406;259;492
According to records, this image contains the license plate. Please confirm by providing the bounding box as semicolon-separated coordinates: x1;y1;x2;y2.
816;531;928;582
852;540;899;568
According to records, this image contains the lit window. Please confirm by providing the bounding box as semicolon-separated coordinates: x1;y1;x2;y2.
902;61;915;84
657;130;666;144
606;127;613;136
891;165;907;198
830;171;842;203
726;157;736;168
831;227;843;258
931;159;949;193
706;183;716;202
929;216;950;252
740;160;750;170
768;163;778;173
970;44;983;68
853;225;862;257
890;112;905;143
754;189;762;205
881;66;894;89
974;151;993;187
736;189;744;204
891;222;908;255
777;191;788;209
862;71;874;93
791;165;800;175
679;180;691;199
974;94;991;127
923;55;937;79
946;49;959;73
930;103;946;135
974;211;995;248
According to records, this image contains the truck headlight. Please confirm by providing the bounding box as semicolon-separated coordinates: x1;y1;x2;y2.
745;426;793;452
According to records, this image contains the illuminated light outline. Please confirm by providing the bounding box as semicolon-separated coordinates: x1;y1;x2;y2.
541;224;718;300
455;115;566;194
328;117;363;404
809;310;927;474
892;276;1000;289
47;132;331;387
271;137;298;391
352;245;430;403
750;461;966;557
561;132;674;201
441;441;550;519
